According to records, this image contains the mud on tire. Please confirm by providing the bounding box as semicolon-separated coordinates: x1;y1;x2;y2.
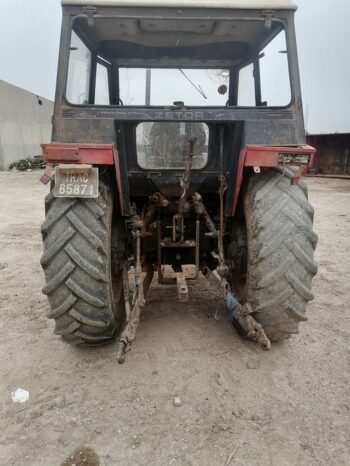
240;168;318;341
41;176;125;345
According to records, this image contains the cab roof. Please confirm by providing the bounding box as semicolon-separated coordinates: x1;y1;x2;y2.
61;0;297;10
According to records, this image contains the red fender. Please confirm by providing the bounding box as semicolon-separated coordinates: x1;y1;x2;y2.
232;144;316;215
41;143;125;215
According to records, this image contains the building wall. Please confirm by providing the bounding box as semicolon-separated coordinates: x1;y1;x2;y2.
0;80;53;170
307;133;350;176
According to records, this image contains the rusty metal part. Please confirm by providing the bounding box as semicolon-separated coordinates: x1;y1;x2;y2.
218;121;228;267
140;203;157;238
139;192;170;238
192;192;217;237
117;221;154;364
231;302;271;351
218;175;228;266
203;268;222;290
180;136;197;197
142;264;154;296
158;220;176;285
291;165;307;185
149;192;170;208
134;230;145;303
217;264;230;281
122;264;132;321
174;136;198;242
157;221;197;285
177;275;189;302
202;267;271;351
172;214;184;243
192;192;205;215
202;267;231;299
195;220;200;279
117;263;154;364
161;238;196;248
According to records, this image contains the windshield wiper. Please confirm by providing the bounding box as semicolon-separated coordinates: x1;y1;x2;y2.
179;69;207;100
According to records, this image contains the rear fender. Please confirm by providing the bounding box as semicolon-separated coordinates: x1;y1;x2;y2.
232;145;316;215
41;143;125;215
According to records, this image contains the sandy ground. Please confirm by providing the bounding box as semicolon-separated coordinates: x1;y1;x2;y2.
0;172;349;466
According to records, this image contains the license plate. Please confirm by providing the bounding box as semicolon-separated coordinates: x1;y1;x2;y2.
54;165;99;198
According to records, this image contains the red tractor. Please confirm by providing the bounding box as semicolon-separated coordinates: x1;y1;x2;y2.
41;0;318;362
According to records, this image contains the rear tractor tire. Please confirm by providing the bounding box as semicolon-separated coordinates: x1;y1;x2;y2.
41;176;126;346
229;168;318;342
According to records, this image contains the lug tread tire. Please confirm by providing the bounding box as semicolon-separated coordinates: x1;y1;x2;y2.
244;168;318;341
41;178;122;345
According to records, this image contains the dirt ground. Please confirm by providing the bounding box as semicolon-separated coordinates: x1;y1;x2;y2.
0;172;349;466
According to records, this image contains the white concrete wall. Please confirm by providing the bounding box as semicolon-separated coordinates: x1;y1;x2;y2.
0;80;53;170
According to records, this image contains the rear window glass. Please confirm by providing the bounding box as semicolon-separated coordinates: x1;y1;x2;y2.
136;122;209;170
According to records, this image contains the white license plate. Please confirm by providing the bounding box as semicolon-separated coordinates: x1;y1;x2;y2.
54;165;99;198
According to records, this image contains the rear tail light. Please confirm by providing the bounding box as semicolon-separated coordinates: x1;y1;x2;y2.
278;153;311;165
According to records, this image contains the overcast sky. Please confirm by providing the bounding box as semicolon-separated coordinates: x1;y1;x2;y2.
0;0;349;134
